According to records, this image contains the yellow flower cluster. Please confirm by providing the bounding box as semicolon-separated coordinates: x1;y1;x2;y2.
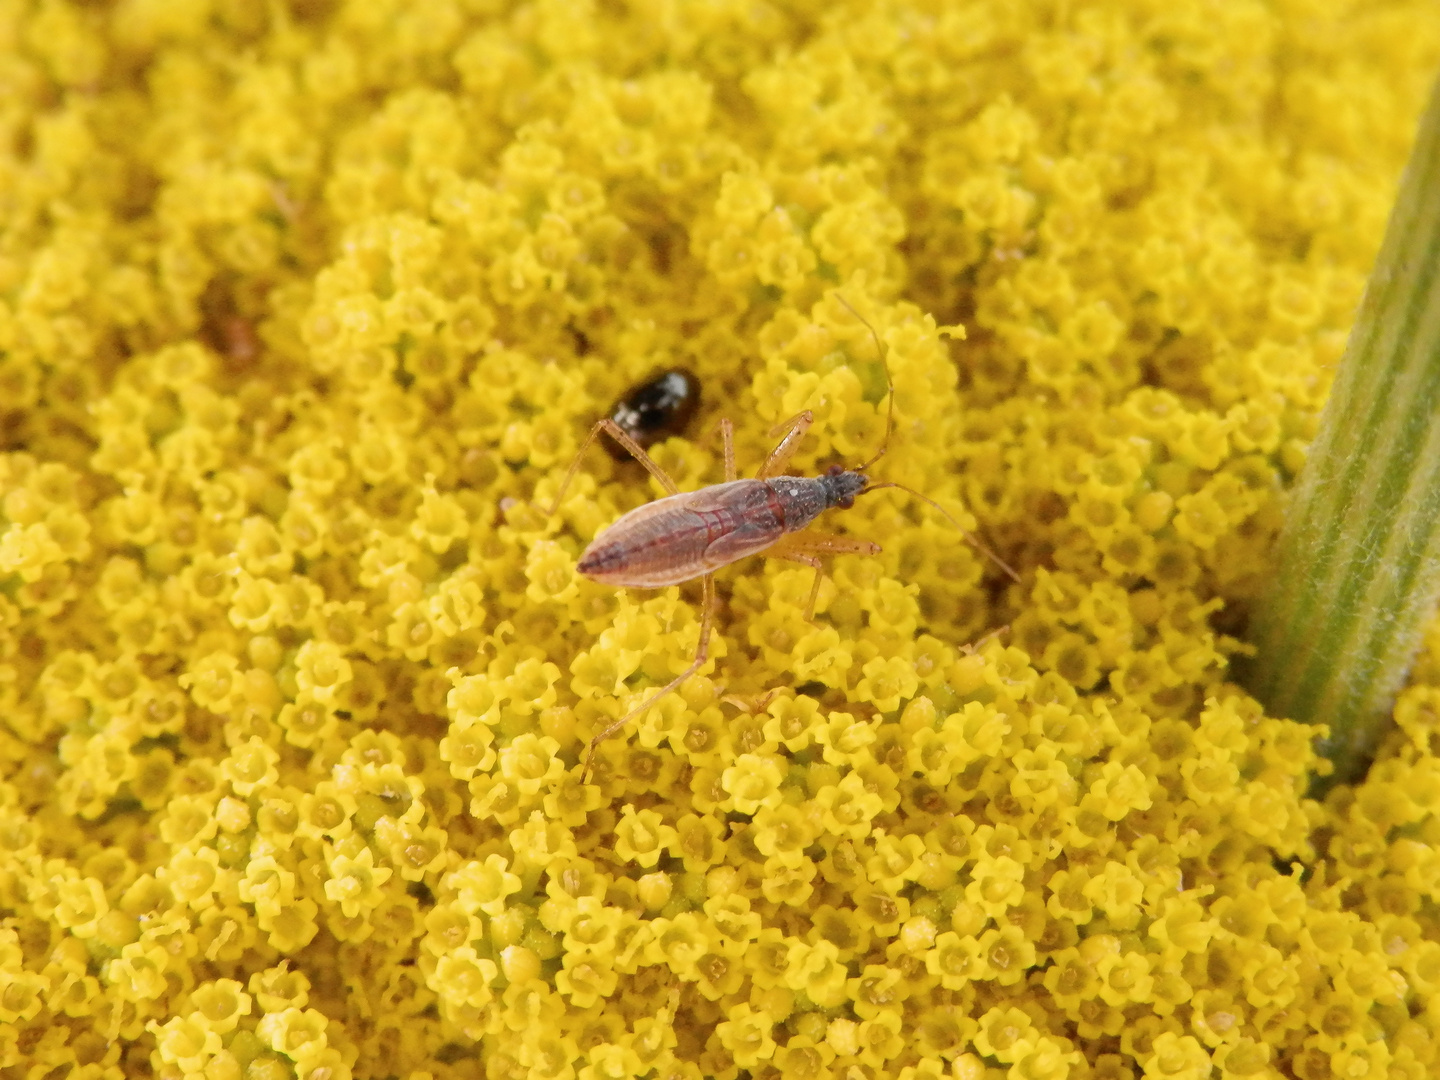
1;1;1439;1079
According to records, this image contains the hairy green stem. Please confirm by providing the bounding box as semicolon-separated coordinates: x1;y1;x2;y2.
1245;74;1440;788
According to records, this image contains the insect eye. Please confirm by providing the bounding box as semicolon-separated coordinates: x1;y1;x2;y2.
825;463;844;477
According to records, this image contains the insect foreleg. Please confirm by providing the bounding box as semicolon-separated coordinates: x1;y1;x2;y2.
582;571;715;779
768;532;882;620
545;417;682;516
756;410;815;480
720;418;737;482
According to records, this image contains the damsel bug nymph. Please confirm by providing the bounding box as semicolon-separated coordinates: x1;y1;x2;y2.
544;292;1017;772
578;467;869;588
604;368;701;460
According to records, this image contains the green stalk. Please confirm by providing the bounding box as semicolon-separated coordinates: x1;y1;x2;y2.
1244;74;1440;788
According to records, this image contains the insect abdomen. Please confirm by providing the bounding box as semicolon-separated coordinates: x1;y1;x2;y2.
578;499;720;587
578;477;831;588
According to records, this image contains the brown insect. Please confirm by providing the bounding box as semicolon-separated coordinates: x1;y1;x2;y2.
546;295;1018;773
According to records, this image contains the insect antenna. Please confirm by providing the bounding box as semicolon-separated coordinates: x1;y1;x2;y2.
834;291;1021;584
833;293;895;472
862;480;1021;583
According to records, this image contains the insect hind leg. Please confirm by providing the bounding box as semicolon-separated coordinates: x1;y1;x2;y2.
544;418;682;516
582;572;715;778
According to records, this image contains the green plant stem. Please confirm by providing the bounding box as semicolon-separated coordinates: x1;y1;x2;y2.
1245;73;1440;788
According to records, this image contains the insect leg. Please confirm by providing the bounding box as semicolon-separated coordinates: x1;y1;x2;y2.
582;572;715;778
755;410;815;479
768;532;882;620
962;624;1011;655
721;687;782;713
780;550;825;621
545;418;681;516
720;418;736;482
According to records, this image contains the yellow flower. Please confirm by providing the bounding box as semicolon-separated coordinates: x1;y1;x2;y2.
322;844;392;919
926;931;989;990
1139;1033;1213;1080
1085;761;1155;822
560;896;623;957
785;939;849;1008
762;693;826;751
148;1016;221;1072
188;978;252;1034
814;772;885;839
1095;949;1155;1007
715;1002;777;1067
499;733;566;798
0;0;1437;1075
720;752;786;813
255;1006;332;1068
433;946;500;1011
751;802;815;868
967;853;1026;920
449;854;522;917
613;806;678;868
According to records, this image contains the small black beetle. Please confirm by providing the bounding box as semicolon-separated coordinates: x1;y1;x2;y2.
604;368;701;460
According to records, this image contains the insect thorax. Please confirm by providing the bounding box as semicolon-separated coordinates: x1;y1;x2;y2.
768;470;867;530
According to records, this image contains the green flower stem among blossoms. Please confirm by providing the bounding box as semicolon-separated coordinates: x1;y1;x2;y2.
1246;74;1440;787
